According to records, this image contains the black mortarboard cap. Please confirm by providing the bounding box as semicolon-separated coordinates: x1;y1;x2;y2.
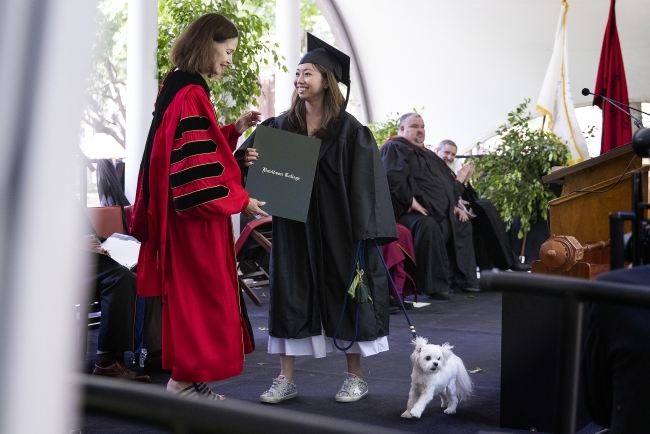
299;33;350;87
299;33;351;109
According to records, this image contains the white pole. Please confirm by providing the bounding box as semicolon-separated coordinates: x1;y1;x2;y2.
275;0;301;115
0;0;97;432
125;0;159;204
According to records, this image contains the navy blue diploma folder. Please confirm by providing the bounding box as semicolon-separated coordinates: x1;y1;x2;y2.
245;125;321;222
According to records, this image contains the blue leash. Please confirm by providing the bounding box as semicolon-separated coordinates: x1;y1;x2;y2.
332;240;418;352
332;241;363;351
374;241;418;339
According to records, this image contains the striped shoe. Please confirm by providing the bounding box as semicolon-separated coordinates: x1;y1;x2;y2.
174;382;225;400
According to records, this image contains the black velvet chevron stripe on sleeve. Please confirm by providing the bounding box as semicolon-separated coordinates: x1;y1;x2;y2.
174;116;211;140
170;162;225;188
173;185;230;211
170;140;217;164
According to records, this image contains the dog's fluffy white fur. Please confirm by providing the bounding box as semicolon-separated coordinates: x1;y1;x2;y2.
401;336;473;418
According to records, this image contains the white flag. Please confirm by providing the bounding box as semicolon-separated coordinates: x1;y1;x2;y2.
536;1;589;165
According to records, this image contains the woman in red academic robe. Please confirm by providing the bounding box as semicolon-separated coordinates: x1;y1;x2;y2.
129;13;266;399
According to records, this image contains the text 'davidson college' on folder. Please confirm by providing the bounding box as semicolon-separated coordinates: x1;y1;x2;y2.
245;125;320;222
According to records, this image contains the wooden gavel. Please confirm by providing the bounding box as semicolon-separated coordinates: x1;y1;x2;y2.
539;235;610;271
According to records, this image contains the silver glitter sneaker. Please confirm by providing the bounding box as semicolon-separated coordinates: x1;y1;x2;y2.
335;372;368;402
260;375;298;403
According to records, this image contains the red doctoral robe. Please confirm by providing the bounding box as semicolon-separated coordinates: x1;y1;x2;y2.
131;81;253;382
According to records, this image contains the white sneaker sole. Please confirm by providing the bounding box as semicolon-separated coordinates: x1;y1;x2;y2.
260;391;297;404
335;389;368;403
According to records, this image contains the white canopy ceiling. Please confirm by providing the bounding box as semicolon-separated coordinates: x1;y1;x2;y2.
326;0;650;153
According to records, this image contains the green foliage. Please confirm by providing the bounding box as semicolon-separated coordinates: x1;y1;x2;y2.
158;0;285;125
368;108;421;147
583;124;598;139
367;113;402;146
238;0;322;39
471;99;569;238
300;0;321;34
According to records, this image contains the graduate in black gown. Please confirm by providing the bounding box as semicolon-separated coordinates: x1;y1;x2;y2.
380;114;479;299
236;34;397;404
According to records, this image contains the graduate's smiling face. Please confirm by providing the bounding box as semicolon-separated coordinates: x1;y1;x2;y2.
294;63;328;101
399;115;426;148
208;37;238;80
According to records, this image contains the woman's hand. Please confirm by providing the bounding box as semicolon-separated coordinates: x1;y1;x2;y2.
235;110;262;134
242;198;268;217
243;148;259;166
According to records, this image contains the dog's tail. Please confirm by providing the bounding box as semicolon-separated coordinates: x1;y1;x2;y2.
454;356;474;402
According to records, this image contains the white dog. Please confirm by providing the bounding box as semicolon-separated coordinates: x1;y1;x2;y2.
401;336;473;418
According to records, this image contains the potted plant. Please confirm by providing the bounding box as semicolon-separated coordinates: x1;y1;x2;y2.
471;99;569;243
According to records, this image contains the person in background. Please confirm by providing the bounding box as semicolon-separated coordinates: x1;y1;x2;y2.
129;13;266;400
436;140;530;272
237;34;397;404
582;265;650;433
381;114;479;301
82;235;150;382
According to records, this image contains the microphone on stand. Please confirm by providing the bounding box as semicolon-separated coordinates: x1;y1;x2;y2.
582;88;650;158
582;88;650;118
581;88;645;129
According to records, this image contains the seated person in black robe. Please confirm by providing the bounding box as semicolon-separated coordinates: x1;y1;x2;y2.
380;113;479;300
81;235;149;382
581;265;650;433
435;140;530;272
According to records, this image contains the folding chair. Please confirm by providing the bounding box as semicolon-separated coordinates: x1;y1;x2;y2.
86;206;125;239
235;216;272;306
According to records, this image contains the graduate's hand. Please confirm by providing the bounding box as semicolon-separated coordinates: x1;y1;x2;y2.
244;148;259;166
454;206;469;222
408;197;428;216
235;110;262;134
243;198;268;217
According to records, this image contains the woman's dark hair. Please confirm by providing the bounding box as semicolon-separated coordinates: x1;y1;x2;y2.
170;13;238;76
285;63;345;139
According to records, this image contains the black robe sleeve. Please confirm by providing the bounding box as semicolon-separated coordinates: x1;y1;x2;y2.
434;155;464;204
379;141;421;218
453;180;465;203
349;126;397;245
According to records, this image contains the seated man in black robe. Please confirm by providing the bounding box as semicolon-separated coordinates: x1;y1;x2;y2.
581;265;650;433
436;140;530;272
380;113;479;300
81;235;150;382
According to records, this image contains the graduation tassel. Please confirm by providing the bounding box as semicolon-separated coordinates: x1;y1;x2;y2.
347;262;373;304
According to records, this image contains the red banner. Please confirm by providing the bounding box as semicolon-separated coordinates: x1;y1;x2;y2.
594;0;631;153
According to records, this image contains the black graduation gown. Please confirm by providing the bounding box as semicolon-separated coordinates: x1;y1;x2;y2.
237;112;397;342
453;178;520;270
380;137;477;292
470;197;520;270
436;161;480;289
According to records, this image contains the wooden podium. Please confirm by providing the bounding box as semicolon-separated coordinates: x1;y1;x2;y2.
500;145;647;431
542;143;648;264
